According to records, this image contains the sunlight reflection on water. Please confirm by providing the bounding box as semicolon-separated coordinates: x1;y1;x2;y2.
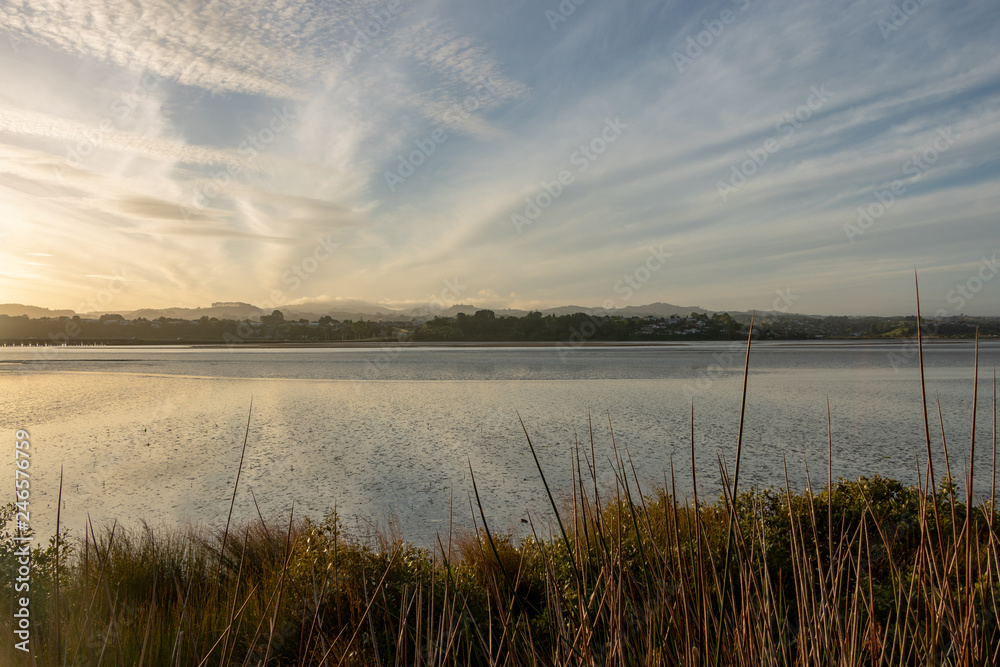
1;341;997;545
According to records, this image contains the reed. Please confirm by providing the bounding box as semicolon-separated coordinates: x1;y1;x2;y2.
2;293;999;666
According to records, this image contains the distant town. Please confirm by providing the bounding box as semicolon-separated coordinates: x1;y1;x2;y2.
1;302;997;345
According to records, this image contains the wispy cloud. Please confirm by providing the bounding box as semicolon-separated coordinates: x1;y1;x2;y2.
1;0;999;314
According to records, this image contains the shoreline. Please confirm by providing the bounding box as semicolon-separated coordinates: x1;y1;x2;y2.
0;337;994;349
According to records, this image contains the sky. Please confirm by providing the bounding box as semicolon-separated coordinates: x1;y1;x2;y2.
0;0;999;317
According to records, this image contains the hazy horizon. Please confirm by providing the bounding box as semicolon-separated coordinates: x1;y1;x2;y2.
2;296;996;321
1;1;999;317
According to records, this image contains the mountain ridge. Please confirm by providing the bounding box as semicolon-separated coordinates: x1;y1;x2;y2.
1;300;717;322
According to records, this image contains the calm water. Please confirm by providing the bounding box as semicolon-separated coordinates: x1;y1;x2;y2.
1;341;998;544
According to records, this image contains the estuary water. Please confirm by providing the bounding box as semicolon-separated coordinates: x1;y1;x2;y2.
1;341;998;544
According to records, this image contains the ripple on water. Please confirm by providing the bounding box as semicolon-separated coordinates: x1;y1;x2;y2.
1;344;998;545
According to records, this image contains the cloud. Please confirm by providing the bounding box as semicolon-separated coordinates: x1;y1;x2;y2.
1;0;999;314
0;103;244;167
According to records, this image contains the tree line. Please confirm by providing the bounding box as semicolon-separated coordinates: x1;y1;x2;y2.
2;309;994;345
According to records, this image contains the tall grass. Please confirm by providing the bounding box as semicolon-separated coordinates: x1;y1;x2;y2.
3;294;999;665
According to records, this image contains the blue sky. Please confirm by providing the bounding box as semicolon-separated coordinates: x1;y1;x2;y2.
1;0;999;316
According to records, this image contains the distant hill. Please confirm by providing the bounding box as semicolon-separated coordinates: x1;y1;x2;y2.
276;300;403;322
544;302;712;318
0;304;76;318
408;304;525;319
10;300;717;323
111;303;268;321
281;308;405;322
85;301;398;322
398;301;712;320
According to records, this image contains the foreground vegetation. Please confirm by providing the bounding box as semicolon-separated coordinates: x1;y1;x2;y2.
3;440;999;665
